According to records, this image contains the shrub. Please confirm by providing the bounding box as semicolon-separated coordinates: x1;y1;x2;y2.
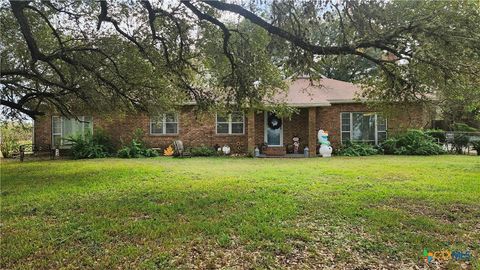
471;141;480;155
143;148;159;157
132;128;146;142
0;122;32;158
117;147;131;158
452;133;470;154
450;123;478;153
189;145;217;157
117;139;158;158
453;123;477;132
337;141;379;156
381;130;444;155
128;139;144;157
0;127;20;158
91;129;115;153
425;129;446;143
67;132;111;159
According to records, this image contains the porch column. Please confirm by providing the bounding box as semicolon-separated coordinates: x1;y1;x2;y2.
308;107;317;157
247;111;256;155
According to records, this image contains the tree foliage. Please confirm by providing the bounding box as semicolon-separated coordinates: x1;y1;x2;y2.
1;0;479;120
0;121;32;157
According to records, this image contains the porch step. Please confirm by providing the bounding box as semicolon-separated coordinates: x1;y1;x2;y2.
258;154;306;158
263;147;286;156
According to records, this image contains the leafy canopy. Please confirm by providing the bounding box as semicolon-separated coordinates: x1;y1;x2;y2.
1;0;479;120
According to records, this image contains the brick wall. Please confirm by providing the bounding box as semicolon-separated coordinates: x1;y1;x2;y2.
34;103;431;155
33;115;52;147
316;103;431;148
285;108;310;150
254;111;265;145
253;109;310;148
34;106;248;154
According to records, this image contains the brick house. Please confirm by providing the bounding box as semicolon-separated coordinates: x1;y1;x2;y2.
33;77;432;157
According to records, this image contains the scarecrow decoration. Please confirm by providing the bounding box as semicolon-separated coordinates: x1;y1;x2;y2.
292;136;300;154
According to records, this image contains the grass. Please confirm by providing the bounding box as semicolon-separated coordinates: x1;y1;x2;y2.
1;156;479;269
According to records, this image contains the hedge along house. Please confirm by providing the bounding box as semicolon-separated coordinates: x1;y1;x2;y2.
33;77;432;157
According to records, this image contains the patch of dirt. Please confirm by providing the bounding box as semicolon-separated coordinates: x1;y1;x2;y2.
169;238;264;269
276;217;423;270
164;226;429;269
380;197;480;228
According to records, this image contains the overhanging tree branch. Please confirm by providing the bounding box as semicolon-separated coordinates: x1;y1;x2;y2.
2;0;479;120
203;1;357;55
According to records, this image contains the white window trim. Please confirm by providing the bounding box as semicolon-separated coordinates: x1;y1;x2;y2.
376;114;387;143
149;113;179;135
340;112;387;145
51;116;93;148
52;116;62;148
215;112;245;135
340;113;351;143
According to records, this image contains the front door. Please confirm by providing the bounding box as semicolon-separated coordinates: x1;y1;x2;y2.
265;112;283;146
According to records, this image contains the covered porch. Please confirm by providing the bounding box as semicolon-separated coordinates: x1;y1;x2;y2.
247;107;318;157
245;77;364;157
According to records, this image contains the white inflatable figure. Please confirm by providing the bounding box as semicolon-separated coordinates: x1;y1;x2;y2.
222;145;231;155
318;129;333;157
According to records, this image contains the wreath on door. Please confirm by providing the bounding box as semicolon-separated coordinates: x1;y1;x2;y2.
267;114;282;130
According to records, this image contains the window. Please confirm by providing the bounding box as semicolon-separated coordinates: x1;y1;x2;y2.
340;112;387;145
377;115;387;142
216;112;244;134
52;116;93;147
150;113;178;135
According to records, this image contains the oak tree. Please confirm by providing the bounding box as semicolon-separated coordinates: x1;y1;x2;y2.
1;0;479;120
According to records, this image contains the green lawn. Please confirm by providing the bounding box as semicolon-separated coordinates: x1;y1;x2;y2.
1;156;479;269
